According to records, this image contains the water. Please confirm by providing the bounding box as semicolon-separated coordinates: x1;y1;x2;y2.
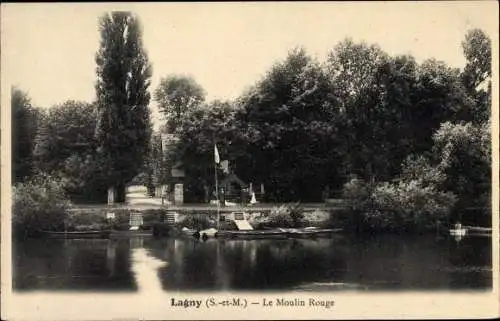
12;234;491;292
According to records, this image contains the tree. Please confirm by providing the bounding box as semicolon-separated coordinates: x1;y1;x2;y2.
11;87;40;183
432;121;491;210
237;48;341;201
461;29;492;124
95;11;153;202
326;40;391;180
462;29;492;92
326;39;389;110
154;75;205;133
347;55;473;180
326;39;474;182
34;101;98;173
32;101;108;202
174;100;239;201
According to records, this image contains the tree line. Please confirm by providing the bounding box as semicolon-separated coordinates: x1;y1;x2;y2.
159;30;491;211
12;12;491;230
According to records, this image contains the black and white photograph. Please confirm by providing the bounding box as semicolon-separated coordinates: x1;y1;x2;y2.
1;2;498;320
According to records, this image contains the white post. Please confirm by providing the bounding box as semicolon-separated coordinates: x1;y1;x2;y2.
107;187;115;205
215;165;220;230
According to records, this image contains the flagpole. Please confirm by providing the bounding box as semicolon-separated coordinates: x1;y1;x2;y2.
214;143;220;230
215;159;220;230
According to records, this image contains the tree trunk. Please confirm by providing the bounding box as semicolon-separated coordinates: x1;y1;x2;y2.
146;172;155;197
115;181;126;203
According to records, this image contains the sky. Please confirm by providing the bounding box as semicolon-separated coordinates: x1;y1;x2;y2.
1;2;498;124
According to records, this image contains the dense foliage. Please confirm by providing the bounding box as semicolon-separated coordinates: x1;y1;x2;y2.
12;20;491;233
165;30;491;230
11;87;40;183
13;173;71;238
172;100;240;201
236;48;341;201
32;101;108;202
170;32;490;208
154;75;206;132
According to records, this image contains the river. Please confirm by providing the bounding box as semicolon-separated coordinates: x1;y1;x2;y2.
12;234;491;292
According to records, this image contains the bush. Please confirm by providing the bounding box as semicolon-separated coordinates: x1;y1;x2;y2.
13;173;71;238
111;222;130;231
371;180;456;232
178;215;213;230
67;210;107;227
73;223;108;231
342;178;374;210
327;209;358;230
268;205;293;228
288;202;304;227
142;210;163;224
247;211;272;229
218;220;238;231
152;222;175;237
252;203;305;228
340;157;457;233
58;154;109;203
111;210;133;224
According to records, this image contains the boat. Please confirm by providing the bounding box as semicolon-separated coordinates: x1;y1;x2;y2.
449;228;467;236
449;223;467;237
214;226;344;239
215;229;288;239
199;228;218;239
463;225;492;237
279;227;344;238
41;230;111;239
181;227;199;237
109;230;153;238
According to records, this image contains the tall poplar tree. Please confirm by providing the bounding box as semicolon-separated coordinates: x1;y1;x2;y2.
11;87;40;183
95;12;152;202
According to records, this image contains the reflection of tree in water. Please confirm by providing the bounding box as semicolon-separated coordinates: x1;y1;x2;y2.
14;235;491;292
13;239;137;292
446;236;491;289
148;238;348;291
336;235;492;290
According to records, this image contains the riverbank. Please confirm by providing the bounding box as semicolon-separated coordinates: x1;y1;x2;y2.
15;193;492;239
14;203;340;239
18;203;492;239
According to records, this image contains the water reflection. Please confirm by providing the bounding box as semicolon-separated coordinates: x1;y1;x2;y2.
131;247;166;294
13;235;491;292
13;239;138;292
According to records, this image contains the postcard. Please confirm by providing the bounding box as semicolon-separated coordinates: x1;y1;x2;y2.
1;2;498;320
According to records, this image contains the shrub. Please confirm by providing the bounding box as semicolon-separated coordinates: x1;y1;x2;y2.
142;209;163;224
139;223;153;231
73;223;108;231
178;215;213;230
67;210;107;227
58;154;109;203
112;222;130;231
342;178;374;210
152;222;175;237
218;220;238;231
340;157;457;233
267;205;294;228
248;211;272;229
327;208;359;230
13;173;71;238
112;210;133;224
370;179;457;232
254;203;305;228
288;202;304;227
